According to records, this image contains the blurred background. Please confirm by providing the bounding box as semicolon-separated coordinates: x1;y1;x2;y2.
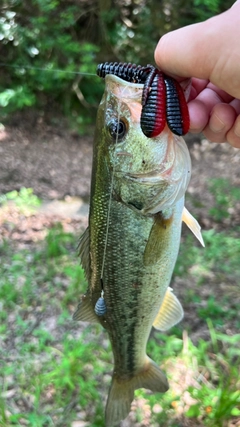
0;0;234;130
0;1;240;427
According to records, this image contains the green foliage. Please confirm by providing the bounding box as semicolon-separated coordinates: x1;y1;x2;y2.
0;86;36;109
175;228;240;282
0;187;41;213
146;328;240;426
148;333;183;361
0;1;101;127
193;0;228;20
208;178;240;221
45;222;76;257
185;324;240;425
0;188;239;425
186;384;240;423
0;220;100;425
197;296;226;320
46;335;102;399
0;0;233;129
62;263;86;306
174;223;240;331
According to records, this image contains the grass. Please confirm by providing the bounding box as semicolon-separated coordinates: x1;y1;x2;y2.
0;186;240;426
208;178;240;222
174;228;240;331
0;187;41;214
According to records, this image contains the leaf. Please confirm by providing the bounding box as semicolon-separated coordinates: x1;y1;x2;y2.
186;404;201;418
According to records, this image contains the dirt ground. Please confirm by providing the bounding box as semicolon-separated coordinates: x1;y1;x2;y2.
1;112;240;200
1;111;240;227
1;111;240;342
1;112;240;427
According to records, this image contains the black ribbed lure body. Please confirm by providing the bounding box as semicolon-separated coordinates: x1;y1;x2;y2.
140;70;166;138
97;62;190;138
164;76;190;136
97;62;152;84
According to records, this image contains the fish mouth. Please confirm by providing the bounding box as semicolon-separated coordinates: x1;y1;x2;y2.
106;74;144;90
105;74;144;102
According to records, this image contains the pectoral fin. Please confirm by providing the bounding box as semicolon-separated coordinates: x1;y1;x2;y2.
73;294;99;323
153;288;183;331
143;212;173;266
182;207;205;247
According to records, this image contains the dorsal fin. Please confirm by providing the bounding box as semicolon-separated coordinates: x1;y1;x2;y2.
153;287;183;331
182;207;205;247
78;226;91;281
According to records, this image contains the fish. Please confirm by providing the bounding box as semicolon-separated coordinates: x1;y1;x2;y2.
73;73;204;426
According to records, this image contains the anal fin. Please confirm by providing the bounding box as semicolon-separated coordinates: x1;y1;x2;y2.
153;287;183;331
73;294;99;323
105;357;168;426
182;207;205;247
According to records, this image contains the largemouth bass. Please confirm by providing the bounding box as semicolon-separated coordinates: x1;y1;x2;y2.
73;74;204;426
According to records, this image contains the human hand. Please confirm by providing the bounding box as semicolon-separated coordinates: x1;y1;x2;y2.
154;1;240;148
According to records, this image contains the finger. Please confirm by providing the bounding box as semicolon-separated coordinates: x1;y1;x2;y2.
230;98;240;115
188;92;224;133
191;78;209;95
195;86;233;111
232;0;240;7
189;80;234;104
206;83;234;103
203;103;237;143
155;6;240;98
188;78;209;101
226;116;240;148
154;22;216;80
188;86;235;134
188;99;210;133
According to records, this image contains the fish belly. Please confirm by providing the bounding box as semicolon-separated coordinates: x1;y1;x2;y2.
90;196;184;426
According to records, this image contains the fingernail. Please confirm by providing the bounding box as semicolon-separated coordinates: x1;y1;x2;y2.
234;118;240;137
209;114;225;133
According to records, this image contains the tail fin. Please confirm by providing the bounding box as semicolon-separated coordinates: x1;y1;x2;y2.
105;357;168;426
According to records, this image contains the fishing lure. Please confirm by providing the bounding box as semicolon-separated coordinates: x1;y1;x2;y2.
97;62;151;84
94;278;107;317
140;68;166;138
164;75;190;136
94;290;107;316
97;62;190;138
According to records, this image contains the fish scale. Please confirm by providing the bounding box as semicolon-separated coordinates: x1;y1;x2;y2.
99;199;183;373
73;73;204;426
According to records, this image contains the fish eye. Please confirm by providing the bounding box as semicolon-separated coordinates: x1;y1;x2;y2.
108;118;127;142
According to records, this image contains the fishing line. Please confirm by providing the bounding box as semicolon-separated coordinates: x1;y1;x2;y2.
95;101;121;316
0;62;97;77
100;103;121;282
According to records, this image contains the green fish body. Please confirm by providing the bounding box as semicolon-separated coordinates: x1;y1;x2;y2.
74;75;200;426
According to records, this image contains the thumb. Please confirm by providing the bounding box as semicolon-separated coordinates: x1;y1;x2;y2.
154;20;216;80
154;5;240;98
